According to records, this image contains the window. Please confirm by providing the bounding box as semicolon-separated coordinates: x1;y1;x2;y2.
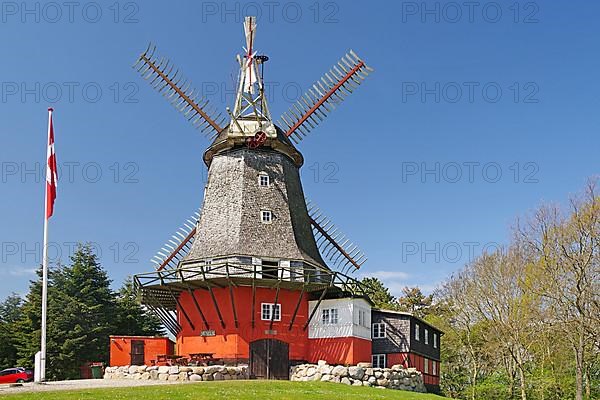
322;308;339;324
424;328;429;345
261;210;272;223
259;174;270;187
415;323;420;341
433;333;438;348
261;303;281;321
424;358;429;374
372;322;386;339
372;354;386;369
432;360;437;376
358;309;368;327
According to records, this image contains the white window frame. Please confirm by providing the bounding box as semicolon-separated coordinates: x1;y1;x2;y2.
261;210;272;224
415;323;420;341
372;354;386;369
424;358;429;374
433;333;438;348
432;360;437;376
322;308;339;325
258;173;270;187
260;303;281;321
357;308;368;327
372;322;386;339
425;328;429;345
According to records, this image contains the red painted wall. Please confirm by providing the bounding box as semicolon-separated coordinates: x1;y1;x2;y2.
307;337;371;365
109;336;174;366
176;287;310;361
380;353;440;386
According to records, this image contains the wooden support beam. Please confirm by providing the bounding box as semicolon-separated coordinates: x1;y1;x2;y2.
201;265;226;328
165;284;195;331
303;285;331;331
251;279;256;329
269;280;281;330
226;264;239;328
288;285;306;331
188;287;210;330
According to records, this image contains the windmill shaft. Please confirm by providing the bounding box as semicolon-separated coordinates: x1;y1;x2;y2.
285;59;365;138
140;54;223;133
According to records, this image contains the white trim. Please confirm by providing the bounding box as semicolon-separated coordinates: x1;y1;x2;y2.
415;323;420;341
258;173;270;187
433;333;438;348
260;210;272;223
260;303;280;321
424;328;429;345
424;358;429;374
372;322;386;339
372;354;386;369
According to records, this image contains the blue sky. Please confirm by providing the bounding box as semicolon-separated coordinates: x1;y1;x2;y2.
1;1;598;299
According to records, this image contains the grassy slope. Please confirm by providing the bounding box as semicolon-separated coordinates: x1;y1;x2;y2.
1;381;450;400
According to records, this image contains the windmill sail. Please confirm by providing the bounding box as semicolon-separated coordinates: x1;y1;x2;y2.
306;200;367;273
150;210;200;271
277;50;373;143
133;44;226;138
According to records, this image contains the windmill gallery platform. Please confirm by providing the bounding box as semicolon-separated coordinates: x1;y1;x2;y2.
109;16;442;392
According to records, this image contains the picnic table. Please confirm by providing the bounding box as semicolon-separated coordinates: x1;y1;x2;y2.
156;354;189;366
189;352;221;366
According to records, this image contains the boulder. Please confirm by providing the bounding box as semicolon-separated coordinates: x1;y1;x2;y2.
150;370;159;380
179;367;192;373
140;372;151;380
204;366;221;374
341;377;352;385
202;374;213;381
377;378;389;387
158;373;169;381
357;362;372;368
213;372;224;381
128;366;138;375
192;367;205;375
189;374;202;382
352;380;363;386
317;360;327;366
157;366;170;374
305;366;317;377
331;365;348;377
348;366;365;380
178;372;189;381
168;366;179;375
168;374;179;381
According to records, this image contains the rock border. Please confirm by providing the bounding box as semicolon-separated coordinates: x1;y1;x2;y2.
104;365;248;382
290;361;426;392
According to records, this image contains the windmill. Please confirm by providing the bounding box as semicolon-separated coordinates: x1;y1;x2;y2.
133;16;375;378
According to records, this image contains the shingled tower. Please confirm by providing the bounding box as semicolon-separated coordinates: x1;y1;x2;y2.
133;16;374;379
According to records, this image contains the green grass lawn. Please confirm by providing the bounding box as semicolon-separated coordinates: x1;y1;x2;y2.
1;381;450;399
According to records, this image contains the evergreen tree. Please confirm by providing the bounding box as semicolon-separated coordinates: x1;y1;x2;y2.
114;276;163;336
397;286;433;316
361;277;399;310
0;293;23;368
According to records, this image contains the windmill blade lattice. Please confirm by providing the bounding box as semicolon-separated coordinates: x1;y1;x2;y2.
133;43;226;138
150;209;200;271
307;200;367;273
277;50;373;143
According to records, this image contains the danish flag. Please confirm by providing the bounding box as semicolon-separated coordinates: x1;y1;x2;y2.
45;108;58;219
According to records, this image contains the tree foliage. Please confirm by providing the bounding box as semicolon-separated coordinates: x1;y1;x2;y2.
6;243;165;379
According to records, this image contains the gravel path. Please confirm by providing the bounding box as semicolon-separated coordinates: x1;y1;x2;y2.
0;379;191;395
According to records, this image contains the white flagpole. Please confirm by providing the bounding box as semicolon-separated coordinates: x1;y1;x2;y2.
39;107;53;383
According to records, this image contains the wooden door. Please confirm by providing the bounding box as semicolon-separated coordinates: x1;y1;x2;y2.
131;340;145;365
249;339;289;380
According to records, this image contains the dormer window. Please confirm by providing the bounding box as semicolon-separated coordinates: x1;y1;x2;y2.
259;173;270;187
261;210;272;223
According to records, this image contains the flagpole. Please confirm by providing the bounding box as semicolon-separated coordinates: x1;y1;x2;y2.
39;107;53;383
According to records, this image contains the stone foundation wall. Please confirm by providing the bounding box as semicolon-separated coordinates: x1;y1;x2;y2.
290;361;426;392
104;365;248;382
